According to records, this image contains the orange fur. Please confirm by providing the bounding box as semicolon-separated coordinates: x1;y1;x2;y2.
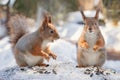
44;46;57;59
30;42;50;61
78;33;89;49
93;33;105;51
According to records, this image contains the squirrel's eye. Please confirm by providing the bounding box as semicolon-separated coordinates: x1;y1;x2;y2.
50;30;54;34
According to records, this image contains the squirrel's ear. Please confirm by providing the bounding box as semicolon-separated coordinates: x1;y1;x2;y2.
41;15;48;30
95;8;100;20
79;8;86;21
42;13;52;24
43;14;48;24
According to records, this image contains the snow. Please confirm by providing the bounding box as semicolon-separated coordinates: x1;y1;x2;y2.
0;37;120;80
0;25;7;39
0;0;15;7
0;11;120;80
0;37;15;70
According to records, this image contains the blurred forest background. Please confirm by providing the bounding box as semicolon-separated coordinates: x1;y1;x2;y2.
0;0;120;24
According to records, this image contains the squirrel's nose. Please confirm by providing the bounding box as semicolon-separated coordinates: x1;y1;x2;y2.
57;35;60;39
55;34;60;39
89;28;92;31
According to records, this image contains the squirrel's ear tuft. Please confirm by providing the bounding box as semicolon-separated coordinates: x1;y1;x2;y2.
41;14;48;30
42;12;52;24
43;14;48;24
79;7;86;21
48;15;52;23
95;8;100;20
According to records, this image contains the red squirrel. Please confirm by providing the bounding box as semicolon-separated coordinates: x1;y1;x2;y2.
8;14;59;67
77;9;106;67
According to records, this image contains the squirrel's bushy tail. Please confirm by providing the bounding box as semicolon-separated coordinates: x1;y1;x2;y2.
8;15;29;47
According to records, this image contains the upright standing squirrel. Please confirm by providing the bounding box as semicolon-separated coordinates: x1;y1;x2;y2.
8;14;59;67
77;9;106;67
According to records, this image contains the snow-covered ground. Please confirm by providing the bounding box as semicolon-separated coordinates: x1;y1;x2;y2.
0;11;120;80
0;37;120;80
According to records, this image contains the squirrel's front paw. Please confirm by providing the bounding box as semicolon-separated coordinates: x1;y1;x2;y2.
93;45;99;51
82;43;89;49
50;53;57;60
45;54;50;61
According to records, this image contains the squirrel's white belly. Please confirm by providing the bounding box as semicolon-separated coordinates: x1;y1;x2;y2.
41;40;51;50
85;32;97;48
83;50;99;66
24;52;43;66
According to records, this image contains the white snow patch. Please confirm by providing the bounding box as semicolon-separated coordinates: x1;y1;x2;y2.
0;25;7;38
